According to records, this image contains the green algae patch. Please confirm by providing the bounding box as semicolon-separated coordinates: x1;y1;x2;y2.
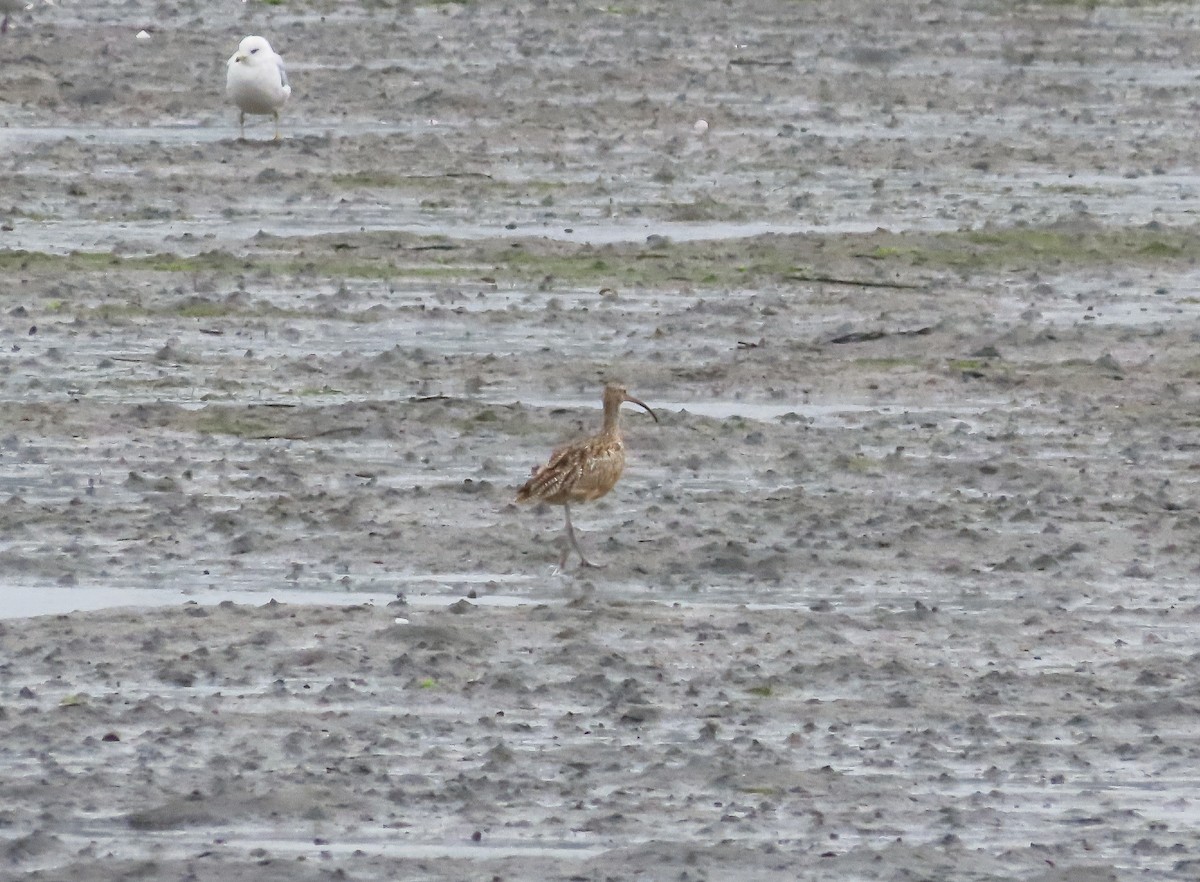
4;223;1199;294
191;408;277;439
902;226;1200;273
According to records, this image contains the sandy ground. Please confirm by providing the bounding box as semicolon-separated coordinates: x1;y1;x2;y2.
2;0;1200;879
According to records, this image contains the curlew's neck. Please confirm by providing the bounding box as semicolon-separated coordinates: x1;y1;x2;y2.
599;396;623;437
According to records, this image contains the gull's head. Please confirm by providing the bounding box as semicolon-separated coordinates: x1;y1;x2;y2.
233;35;275;65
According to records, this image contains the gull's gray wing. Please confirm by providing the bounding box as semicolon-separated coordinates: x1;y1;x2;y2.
276;56;289;90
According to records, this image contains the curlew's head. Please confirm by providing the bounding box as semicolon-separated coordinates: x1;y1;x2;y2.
602;383;658;424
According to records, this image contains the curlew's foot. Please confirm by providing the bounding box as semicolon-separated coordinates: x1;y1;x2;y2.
557;545;605;571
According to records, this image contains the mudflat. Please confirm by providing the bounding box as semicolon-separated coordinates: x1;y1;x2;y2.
1;1;1198;879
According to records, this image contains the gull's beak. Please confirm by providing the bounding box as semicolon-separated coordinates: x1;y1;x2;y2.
234;54;247;64
623;393;659;423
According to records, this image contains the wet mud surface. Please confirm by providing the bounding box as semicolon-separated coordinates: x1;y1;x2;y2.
2;0;1200;879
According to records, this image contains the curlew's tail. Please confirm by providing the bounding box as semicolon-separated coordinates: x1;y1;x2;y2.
515;465;546;502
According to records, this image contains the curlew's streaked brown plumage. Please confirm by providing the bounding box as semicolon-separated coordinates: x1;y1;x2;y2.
516;383;658;569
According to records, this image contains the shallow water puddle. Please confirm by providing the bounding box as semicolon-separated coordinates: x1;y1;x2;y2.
496;395;1009;427
0;122;428;148
0;579;535;620
36;829;608;868
232;834;607;861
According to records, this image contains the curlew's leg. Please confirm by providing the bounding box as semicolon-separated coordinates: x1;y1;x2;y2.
562;502;603;569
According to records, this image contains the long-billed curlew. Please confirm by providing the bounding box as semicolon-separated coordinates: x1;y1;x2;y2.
516;384;658;569
226;35;292;141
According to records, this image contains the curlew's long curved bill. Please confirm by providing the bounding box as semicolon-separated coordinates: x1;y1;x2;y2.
623;393;658;423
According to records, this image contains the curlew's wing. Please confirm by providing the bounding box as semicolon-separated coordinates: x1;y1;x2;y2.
516;438;625;505
516;445;575;502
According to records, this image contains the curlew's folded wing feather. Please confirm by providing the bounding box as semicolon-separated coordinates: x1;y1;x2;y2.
516;445;579;503
516;438;626;505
